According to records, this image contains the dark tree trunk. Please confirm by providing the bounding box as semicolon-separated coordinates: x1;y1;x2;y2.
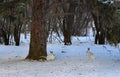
2;30;9;45
2;18;10;45
63;17;72;45
26;0;47;60
94;28;105;44
91;1;107;45
63;1;75;45
99;32;105;44
92;12;103;44
13;14;23;46
14;25;21;46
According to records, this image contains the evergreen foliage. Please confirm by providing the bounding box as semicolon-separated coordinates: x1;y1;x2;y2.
0;0;31;45
0;0;120;46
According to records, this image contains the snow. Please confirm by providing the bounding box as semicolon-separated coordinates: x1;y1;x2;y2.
0;34;120;77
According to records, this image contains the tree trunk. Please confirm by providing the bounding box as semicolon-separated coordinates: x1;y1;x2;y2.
14;25;21;46
99;31;105;44
2;30;9;45
63;17;72;45
63;2;75;45
26;0;47;60
2;18;11;45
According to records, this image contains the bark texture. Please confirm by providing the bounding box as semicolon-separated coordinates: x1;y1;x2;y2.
26;0;47;60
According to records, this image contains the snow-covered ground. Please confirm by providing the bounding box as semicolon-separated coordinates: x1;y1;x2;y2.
0;34;120;77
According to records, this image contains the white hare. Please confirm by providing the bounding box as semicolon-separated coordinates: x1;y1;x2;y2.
86;48;95;60
46;51;55;61
40;51;55;61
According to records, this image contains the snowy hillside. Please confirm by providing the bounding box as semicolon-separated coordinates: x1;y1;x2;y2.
0;34;120;77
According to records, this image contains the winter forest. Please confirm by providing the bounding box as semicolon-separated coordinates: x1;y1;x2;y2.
0;0;120;77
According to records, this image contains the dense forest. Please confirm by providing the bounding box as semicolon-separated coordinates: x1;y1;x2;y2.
0;0;120;60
